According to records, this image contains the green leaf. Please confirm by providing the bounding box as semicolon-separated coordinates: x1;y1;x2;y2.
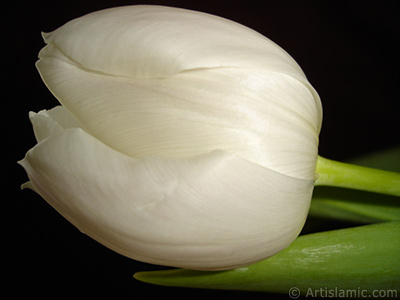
134;221;400;294
310;187;400;223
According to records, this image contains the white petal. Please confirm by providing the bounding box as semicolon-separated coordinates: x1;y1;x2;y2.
37;52;320;179
40;5;307;82
19;127;314;270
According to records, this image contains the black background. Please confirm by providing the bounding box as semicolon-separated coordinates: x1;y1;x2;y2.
4;0;400;299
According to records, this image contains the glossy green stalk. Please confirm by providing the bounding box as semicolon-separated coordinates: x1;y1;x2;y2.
315;156;400;197
309;147;400;223
134;221;400;294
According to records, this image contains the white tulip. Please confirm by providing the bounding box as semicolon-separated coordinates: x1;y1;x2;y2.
19;5;322;270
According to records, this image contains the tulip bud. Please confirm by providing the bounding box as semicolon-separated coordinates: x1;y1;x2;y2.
19;5;322;270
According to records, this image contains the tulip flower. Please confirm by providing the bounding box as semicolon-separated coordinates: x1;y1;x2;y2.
19;5;322;270
19;5;400;275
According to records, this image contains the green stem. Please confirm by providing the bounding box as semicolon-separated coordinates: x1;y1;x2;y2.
315;156;400;197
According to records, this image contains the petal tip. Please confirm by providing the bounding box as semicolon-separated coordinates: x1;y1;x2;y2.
21;181;34;191
41;31;51;43
17;157;27;168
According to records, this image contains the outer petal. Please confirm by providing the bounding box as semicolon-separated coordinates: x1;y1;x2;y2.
19;122;314;270
39;5;306;81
